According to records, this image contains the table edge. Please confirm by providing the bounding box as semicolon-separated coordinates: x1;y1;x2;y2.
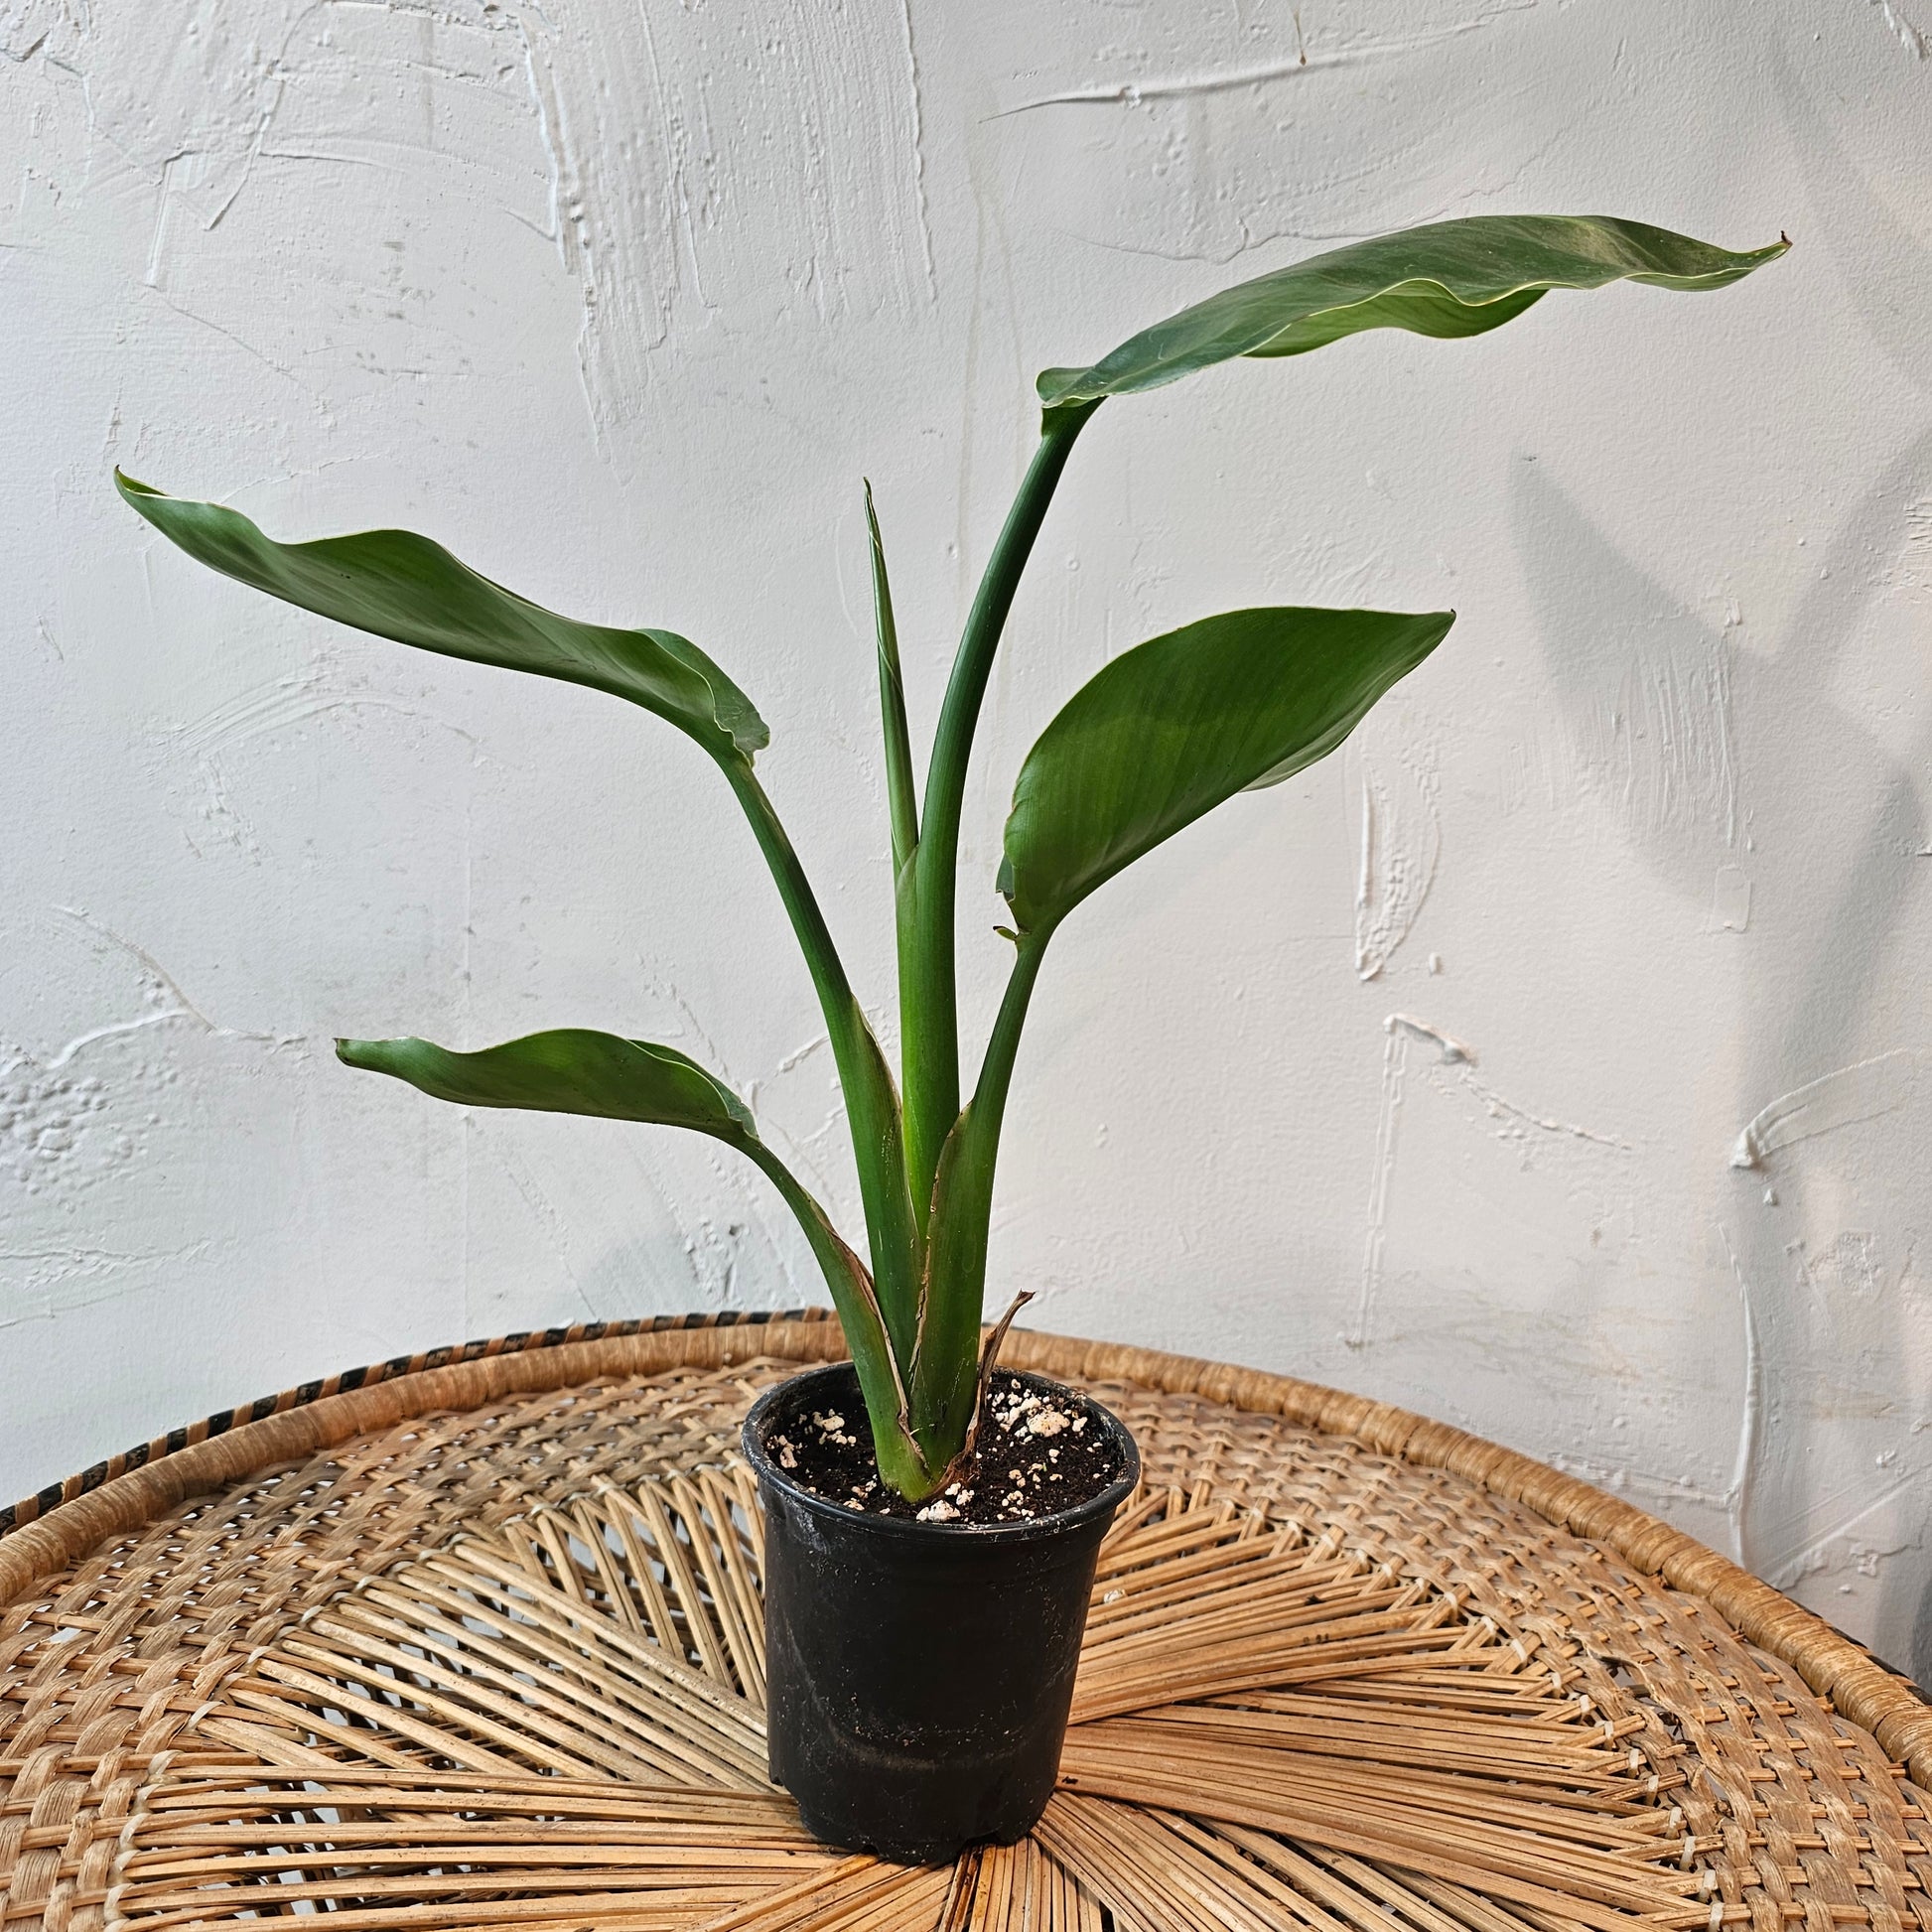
4;1311;1925;1781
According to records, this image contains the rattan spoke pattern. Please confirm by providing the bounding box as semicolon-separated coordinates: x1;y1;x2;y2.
2;1325;1928;1932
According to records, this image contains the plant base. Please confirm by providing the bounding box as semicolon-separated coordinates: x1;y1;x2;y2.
742;1361;1139;1864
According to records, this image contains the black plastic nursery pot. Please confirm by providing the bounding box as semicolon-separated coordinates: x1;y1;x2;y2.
742;1361;1140;1865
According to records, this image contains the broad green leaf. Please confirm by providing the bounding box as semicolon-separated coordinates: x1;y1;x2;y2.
116;474;765;759
1037;215;1788;410
336;1029;760;1138
999;606;1453;935
340;1025;938;1490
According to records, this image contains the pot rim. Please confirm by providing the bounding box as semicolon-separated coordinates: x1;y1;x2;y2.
741;1359;1140;1545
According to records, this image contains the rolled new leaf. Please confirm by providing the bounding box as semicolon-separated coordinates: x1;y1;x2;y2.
999;606;1453;936
1037;215;1788;412
115;474;765;759
864;482;918;878
337;1026;935;1493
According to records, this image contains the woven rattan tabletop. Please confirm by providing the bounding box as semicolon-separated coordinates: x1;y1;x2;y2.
2;1311;1927;1932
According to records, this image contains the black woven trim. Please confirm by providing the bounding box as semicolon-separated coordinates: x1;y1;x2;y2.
0;1307;834;1540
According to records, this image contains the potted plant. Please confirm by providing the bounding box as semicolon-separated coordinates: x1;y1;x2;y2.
116;212;1783;1863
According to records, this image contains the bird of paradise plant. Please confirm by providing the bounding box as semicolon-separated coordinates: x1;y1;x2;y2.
118;214;1784;1502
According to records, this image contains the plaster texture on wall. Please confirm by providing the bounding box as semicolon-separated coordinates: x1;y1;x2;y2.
3;1;1929;1669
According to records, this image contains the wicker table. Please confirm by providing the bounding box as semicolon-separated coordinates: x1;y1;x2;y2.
2;1311;1926;1932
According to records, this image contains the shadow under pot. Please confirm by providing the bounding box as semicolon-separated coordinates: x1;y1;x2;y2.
742;1360;1140;1866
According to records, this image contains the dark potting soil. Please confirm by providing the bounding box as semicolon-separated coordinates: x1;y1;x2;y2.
765;1372;1123;1526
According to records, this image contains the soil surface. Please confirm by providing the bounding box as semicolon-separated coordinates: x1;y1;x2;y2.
764;1373;1124;1526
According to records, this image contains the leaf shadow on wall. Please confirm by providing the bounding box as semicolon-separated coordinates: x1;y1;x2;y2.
1515;445;1931;1677
1764;29;1932;1682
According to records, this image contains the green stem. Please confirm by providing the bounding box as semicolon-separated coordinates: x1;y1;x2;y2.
969;929;1050;1152
908;927;1052;1468
902;403;1097;1232
720;754;921;1364
744;1139;935;1498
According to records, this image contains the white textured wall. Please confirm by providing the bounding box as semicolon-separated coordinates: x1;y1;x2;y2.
5;1;1929;1670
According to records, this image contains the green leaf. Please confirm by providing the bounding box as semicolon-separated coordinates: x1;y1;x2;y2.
338;1024;941;1494
115;473;765;759
336;1029;761;1138
1037;215;1788;410
999;606;1453;935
